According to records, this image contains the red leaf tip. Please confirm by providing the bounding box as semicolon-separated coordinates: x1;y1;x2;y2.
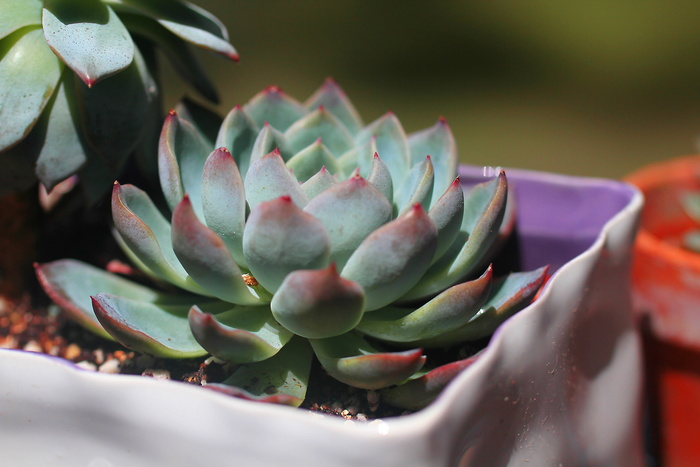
169;109;177;116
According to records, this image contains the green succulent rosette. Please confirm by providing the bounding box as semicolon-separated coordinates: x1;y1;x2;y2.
37;81;547;409
1;0;237;198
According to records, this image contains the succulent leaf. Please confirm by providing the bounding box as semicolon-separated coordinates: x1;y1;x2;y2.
0;28;62;152
356;112;410;184
174;97;223;148
366;153;393;204
158;110;212;215
407;117;458;204
284;106;354;156
418;266;549;346
311;333;426;390
304;174;393;269
34;259;168;340
381;353;480;410
428;178;465;262
1;0;42;40
341;204;438;311
271;265;365;339
42;1;134;86
201;147;247;267
92;293;208;358
34;73;88;190
304;78;363;136
215;105;259;178
221;336;313;407
403;171;508;301
248;122;291;165
172;196;260;304
244;86;307;132
188;305;293;363
300;167;337;199
394;156;434;214
285;139;339;183
356;265;493;343
244;149;309;210
243;196;330;293
112;182;207;294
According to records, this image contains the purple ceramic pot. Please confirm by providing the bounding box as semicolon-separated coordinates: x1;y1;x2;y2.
0;165;644;466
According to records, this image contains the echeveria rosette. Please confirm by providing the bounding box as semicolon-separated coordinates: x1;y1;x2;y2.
0;0;237;198
36;81;548;410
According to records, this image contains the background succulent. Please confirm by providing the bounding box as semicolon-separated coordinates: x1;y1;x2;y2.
1;0;237;200
682;191;700;252
37;81;547;410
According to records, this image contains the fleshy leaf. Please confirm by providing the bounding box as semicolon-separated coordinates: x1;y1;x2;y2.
381;353;480;410
221;336;313;407
419;267;548;346
215;105;259;178
356;266;493;343
201;147;247;266
366;153;393;204
112;182;207;294
92;293;208;358
244;86;307;132
270;265;365;339
1;0;42;40
0;28;62;151
304;78;363;136
286;139;339;183
341;204;438;311
394;156;434;215
172;196;260;305
249;122;291;164
35;259;178;340
34;73;88;190
73;43;155;173
304;174;392;269
243;196;330;293
174;97;223;148
106;0;237;59
188;305;293;363
355;112;410;184
310;333;425;390
284;106;354;156
300;166;337;199
42;1;134;86
407;117;458;204
244;149;309;210
403;171;508;301
428;178;465;262
158;110;212;215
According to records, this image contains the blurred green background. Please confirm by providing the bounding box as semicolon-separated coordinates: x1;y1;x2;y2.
162;1;700;179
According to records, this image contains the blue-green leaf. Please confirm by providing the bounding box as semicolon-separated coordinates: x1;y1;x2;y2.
42;1;134;86
215;105;259;178
243;195;330;293
244;86;307;132
305;78;363;136
300;167;337;199
284;106;354;157
394;156;434;215
342;204;438;311
189;305;293;363
286;139;339;183
310;333;425;390
244;149;308;210
408;118;458;205
1;0;42;40
356;112;410;185
0;28;62;151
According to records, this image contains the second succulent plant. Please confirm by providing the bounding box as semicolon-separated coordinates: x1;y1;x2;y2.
37;80;547;410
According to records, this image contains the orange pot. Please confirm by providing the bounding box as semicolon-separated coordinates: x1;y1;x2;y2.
626;154;700;467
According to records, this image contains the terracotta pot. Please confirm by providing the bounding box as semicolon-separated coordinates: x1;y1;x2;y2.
625;154;700;467
0;166;644;466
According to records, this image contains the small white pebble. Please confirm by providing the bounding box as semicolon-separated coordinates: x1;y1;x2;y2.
92;349;105;365
75;361;97;371
98;359;121;374
23;340;42;353
356;413;368;422
142;369;170;380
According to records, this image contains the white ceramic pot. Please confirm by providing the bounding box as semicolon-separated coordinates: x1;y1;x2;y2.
0;166;644;466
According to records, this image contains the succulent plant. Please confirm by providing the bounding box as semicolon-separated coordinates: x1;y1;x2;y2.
1;0;237;199
682;191;700;252
36;80;547;410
